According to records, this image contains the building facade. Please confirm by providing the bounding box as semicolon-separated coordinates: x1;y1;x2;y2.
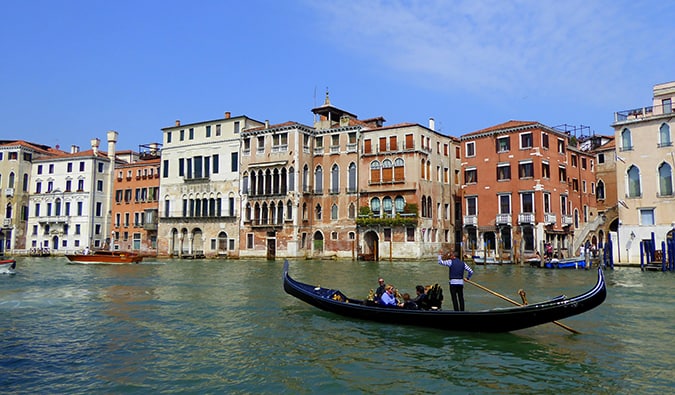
0;140;54;253
157;113;264;258
26;132;119;253
111;143;161;255
612;81;675;262
460;121;597;261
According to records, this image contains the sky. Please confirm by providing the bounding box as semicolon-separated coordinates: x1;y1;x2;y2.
2;0;674;152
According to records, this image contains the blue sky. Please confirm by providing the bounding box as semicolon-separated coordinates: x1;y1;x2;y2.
2;0;674;151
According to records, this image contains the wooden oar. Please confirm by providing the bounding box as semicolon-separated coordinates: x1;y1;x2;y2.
465;278;581;335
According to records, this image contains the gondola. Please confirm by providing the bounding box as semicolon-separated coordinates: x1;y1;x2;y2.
283;260;606;333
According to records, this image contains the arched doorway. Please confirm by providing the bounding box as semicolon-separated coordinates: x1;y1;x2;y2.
51;235;59;251
362;230;379;261
313;231;324;255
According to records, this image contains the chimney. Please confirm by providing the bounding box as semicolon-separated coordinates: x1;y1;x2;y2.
107;130;118;160
225;112;231;119
71;145;80;154
149;142;159;155
265;120;269;128
429;117;435;131
175;120;181;126
91;138;100;155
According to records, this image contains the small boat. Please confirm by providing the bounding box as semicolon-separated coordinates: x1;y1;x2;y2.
0;258;16;274
472;256;513;265
545;257;587;269
65;250;143;264
283;260;606;333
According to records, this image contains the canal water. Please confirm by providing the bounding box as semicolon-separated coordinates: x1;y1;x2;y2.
1;257;672;394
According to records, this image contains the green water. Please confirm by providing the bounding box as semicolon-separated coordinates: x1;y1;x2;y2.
0;257;672;394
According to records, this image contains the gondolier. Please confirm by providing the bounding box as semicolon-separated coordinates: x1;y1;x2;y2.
438;250;474;311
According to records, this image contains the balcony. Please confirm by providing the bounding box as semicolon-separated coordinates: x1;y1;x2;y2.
5;188;14;197
518;213;535;225
143;223;158;231
2;219;11;228
544;213;557;225
562;215;574;226
38;215;68;224
496;214;512;226
463;215;477;226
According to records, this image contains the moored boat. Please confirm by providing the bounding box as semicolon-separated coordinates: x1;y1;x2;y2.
0;258;16;274
65;250;143;264
545;257;587;269
283;260;606;333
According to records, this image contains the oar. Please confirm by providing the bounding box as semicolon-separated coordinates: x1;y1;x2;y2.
465;278;581;335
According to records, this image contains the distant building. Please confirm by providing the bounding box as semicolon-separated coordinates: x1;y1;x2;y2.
460;121;597;261
611;81;675;262
111;143;161;255
26;132;120;253
0;140;54;253
157;114;265;258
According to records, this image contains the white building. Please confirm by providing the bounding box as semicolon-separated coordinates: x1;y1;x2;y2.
157;113;264;258
26;132;119;253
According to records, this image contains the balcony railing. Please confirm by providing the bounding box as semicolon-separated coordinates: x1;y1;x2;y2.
2;219;11;228
562;215;574;225
496;213;512;225
518;213;535;224
544;213;557;225
463;215;477;226
5;188;14;197
614;104;672;123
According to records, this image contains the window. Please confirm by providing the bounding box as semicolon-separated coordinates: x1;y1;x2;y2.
315;204;322;220
331;164;339;193
542;133;549;149
395;196;405;213
518;161;534;178
370;161;381;183
466;196;477;216
465;142;475;157
231;152;238;172
581;157;587;170
663;98;672;114
331;204;338;220
370;197;381;216
659;123;672;147
37;165;43;174
658;162;673;196
627;165;641;198
541;161;550;179
597;180;605;200
543;192;551;213
497;164;511;181
557;138;565;154
621;128;632;151
383;196;393;216
464;168;477;184
314;166;323;194
97;180;103;192
496;136;510;152
167;131;172;143
571;154;578;167
640;208;655;226
521;192;534;213
212;154;219;174
49;164;54;173
205;125;211;137
520;132;533;149
247;234;254;249
406;227;415;242
598;153;605;164
559;166;567;183
499;194;511;214
348;163;356;192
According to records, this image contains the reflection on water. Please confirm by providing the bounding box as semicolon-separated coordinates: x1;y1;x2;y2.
0;257;673;393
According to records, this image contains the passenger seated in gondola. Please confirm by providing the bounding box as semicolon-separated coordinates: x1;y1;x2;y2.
374;277;386;301
400;293;418;309
379;285;403;307
413;285;430;310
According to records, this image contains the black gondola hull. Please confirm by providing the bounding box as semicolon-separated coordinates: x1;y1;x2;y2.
283;261;606;333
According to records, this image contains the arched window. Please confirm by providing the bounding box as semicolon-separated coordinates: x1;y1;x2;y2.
302;164;309;193
621;128;632;151
394;158;404;180
277;200;283;224
261;202;269;224
348;163;356;193
288;167;294;192
249;172;256;195
596;180;605;200
370;161;381;183
272;168;280;195
331;204;338;220
382;159;393;182
421;195;427;217
659;162;673;196
427;196;433;219
420;159;425;179
331;164;339;194
382;196;392;216
5;203;12;219
314;166;323;194
370;197;381;216
242;172;249;195
245;203;251;221
315;204;322;220
395;196;405;213
8;172;15;188
627;165;641;198
302;202;307;220
280;168;287;194
22;173;29;192
348;202;355;219
659;123;671;147
286;200;293;220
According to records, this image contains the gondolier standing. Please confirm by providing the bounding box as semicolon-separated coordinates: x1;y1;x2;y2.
438;250;474;311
